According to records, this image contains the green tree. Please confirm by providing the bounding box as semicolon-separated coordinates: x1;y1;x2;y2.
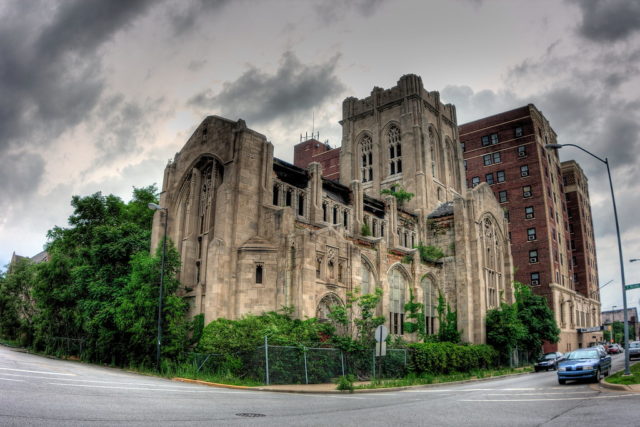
381;184;414;207
0;259;38;343
30;185;167;364
403;288;425;338
513;282;560;356
485;303;526;355
115;241;190;366
328;287;385;350
436;292;460;343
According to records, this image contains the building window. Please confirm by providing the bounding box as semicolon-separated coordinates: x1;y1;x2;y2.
515;127;523;137
272;185;280;205
497;170;506;183
531;272;540;286
484;152;501;166
486;173;494;185
529;249;538;263
481;135;490;146
298;194;305;216
255;264;263;284
525;206;534;219
571;240;576;250
464;160;467;171
523;185;532;198
285;189;292;206
333;206;338;224
461;142;465;152
471;176;480;187
498;190;507;203
388;269;407;335
520;165;529;177
504;209;510;221
322;203;328;222
343;211;348;228
388;125;402;176
360;135;373;183
518;145;527;157
490;133;499;144
527;227;537;241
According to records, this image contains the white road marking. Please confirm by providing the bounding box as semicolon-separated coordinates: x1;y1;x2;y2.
485;391;595;396
0;367;74;376
460;394;639;402
47;383;239;392
0;377;25;382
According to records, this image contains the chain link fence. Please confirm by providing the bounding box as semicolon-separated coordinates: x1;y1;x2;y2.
185;339;409;385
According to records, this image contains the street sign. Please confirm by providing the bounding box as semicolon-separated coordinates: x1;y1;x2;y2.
375;325;388;358
374;325;388;343
625;283;640;291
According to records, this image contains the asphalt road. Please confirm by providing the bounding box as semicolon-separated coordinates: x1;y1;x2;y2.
0;345;638;426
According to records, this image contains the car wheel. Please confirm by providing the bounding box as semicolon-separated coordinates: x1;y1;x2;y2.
592;369;601;383
558;379;566;385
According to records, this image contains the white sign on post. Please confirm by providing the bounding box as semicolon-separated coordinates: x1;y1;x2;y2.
375;325;388;357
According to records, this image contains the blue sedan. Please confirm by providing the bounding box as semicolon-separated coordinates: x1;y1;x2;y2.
557;348;612;384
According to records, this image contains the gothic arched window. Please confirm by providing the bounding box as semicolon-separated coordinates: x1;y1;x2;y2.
360;135;373;183
421;276;438;335
388;268;408;335
388;125;402;176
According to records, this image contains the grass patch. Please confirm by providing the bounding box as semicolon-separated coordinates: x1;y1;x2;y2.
354;366;532;389
0;338;21;348
126;362;264;387
605;361;640;385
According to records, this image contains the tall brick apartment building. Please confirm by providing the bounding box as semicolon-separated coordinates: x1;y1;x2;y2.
459;105;602;351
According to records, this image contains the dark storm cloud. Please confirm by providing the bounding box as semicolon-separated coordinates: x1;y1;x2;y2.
166;0;230;35
188;52;345;126
0;152;45;212
91;95;165;166
0;0;155;200
572;0;640;43
440;85;519;124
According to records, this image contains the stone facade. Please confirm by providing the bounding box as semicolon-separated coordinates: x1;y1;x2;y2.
152;74;514;344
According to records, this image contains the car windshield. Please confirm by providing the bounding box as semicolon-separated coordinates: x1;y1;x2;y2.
631;342;640;348
542;354;556;360
566;350;599;360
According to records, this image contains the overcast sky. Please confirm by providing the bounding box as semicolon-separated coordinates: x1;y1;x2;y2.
2;0;640;315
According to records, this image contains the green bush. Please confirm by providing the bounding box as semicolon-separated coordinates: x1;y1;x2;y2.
408;342;498;375
336;374;356;392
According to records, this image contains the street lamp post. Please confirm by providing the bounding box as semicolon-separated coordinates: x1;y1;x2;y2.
546;143;631;375
148;202;168;371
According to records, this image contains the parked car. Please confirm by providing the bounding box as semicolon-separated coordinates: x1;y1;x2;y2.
534;352;564;372
607;344;622;354
557;348;612;384
629;341;640;360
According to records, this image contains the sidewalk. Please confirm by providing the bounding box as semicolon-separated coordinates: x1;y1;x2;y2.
175;372;640;394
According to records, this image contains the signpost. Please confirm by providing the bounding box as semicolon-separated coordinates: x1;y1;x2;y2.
375;325;388;357
374;325;388;379
625;283;640;291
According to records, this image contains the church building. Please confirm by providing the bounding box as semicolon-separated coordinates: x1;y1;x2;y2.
151;74;514;344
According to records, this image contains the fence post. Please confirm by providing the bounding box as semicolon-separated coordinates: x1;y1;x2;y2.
340;351;345;377
264;336;270;385
404;349;407;370
303;347;309;384
372;351;376;379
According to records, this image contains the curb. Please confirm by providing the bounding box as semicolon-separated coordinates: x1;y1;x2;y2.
599;381;632;391
173;378;253;390
172;370;534;394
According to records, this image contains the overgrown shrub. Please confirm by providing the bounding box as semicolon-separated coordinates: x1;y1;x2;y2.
408;342;498;375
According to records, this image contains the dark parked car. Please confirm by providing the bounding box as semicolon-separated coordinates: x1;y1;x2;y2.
534;352;564;372
629;341;640;360
557;349;612;384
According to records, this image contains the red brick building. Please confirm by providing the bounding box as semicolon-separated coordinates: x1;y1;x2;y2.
293;137;341;181
561;161;600;303
459;105;602;351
